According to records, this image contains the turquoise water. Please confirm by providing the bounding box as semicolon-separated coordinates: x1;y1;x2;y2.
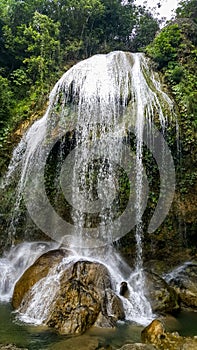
1;302;197;349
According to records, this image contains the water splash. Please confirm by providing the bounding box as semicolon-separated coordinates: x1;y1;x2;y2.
0;242;153;326
0;241;58;302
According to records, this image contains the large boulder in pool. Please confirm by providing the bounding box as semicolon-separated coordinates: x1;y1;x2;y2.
12;249;67;309
46;260;125;334
166;262;197;310
12;251;125;335
144;271;180;314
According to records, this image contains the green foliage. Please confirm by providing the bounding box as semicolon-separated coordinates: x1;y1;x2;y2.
22;12;60;86
165;63;185;84
129;8;159;52
0;0;159;155
146;24;182;67
146;0;197;196
176;0;197;24
0;75;13;127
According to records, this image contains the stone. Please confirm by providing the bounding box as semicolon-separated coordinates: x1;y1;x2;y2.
13;253;125;335
46;277;101;334
141;320;165;344
46;261;125;334
44;334;102;350
141;319;197;350
12;249;67;309
120;282;129;297
0;345;28;350
117;344;156;350
144;270;180;314
166;262;197;309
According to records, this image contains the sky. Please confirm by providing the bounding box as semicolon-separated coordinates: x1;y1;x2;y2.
134;0;181;22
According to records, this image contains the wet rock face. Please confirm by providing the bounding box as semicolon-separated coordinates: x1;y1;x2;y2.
141;320;165;344
141;319;197;350
144;271;180;314
12;249;67;309
120;281;129;297
47;277;101;334
12;251;125;335
46;260;125;334
166;263;197;310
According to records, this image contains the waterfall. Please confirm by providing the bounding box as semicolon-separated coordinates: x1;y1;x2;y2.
1;51;176;325
0;241;58;302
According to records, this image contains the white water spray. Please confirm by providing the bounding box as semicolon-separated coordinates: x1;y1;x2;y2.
0;241;58;302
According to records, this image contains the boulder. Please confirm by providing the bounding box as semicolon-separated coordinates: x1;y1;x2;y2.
141;320;165;344
12;253;125;335
46;260;125;334
141;319;197;350
12;249;67;309
166;262;197;309
120;282;129;297
94;289;125;328
144;271;180;314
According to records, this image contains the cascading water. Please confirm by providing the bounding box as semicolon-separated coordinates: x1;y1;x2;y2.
1;51;176;327
0;241;58;302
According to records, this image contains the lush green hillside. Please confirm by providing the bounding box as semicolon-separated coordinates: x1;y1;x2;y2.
144;0;197;258
0;0;159;172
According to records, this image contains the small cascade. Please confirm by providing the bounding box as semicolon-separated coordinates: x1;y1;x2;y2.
163;261;194;283
1;51;176;326
0;242;153;326
0;241;58;302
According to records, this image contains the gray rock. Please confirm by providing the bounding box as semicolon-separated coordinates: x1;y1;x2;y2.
117;344;156;350
144;270;180;314
166;262;197;309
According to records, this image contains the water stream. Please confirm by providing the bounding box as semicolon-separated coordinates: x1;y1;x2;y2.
1;51;177;337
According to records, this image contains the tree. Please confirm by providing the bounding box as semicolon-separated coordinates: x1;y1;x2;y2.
145;0;197;203
129;5;159;52
145;24;182;67
21;12;61;88
0;75;13;129
176;0;197;23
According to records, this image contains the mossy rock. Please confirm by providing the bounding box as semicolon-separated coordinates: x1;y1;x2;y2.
167;262;197;309
141;319;197;350
144;270;180;314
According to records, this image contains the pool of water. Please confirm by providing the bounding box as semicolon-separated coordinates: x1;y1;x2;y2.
0;302;197;349
0;302;144;349
171;310;197;336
